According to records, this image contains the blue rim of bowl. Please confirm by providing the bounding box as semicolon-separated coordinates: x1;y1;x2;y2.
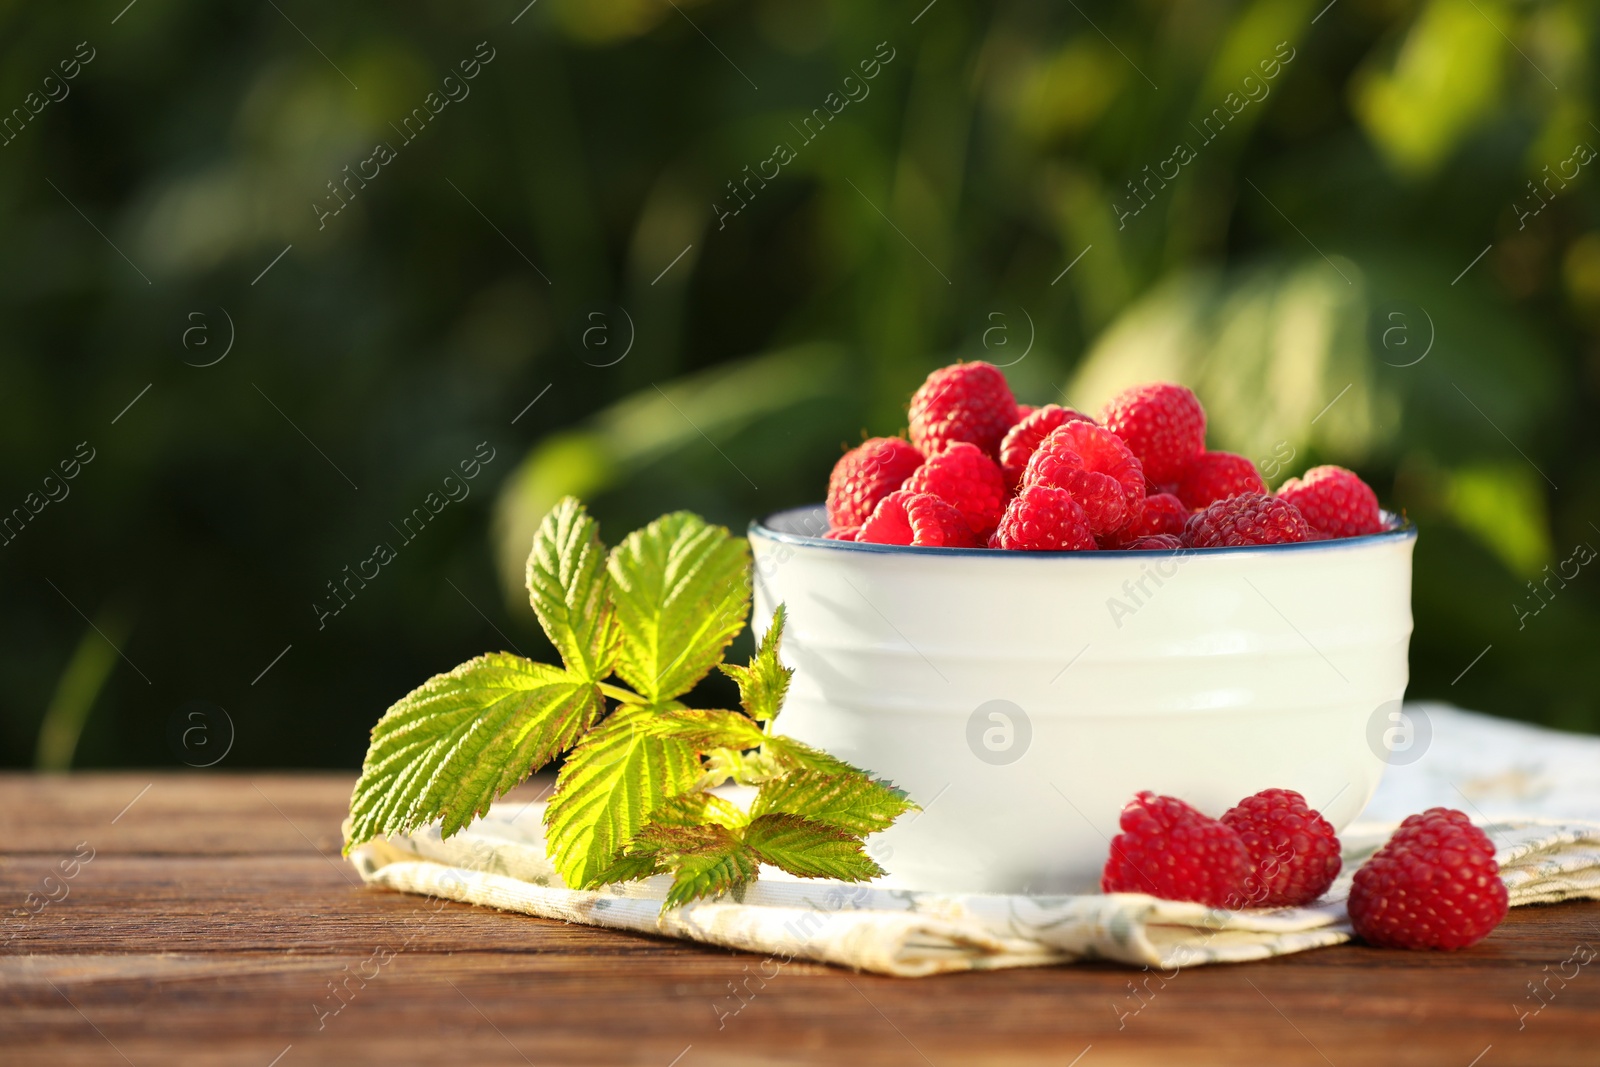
749;504;1416;558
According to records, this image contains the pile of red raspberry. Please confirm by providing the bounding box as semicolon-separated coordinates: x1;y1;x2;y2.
1101;790;1508;951
825;361;1390;549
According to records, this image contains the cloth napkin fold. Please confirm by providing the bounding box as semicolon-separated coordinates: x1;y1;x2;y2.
348;803;1600;978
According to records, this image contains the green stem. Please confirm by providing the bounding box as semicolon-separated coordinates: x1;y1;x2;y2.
597;681;637;703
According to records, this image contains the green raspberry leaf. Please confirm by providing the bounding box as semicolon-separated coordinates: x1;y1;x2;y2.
607;512;750;703
695;746;789;790
589;851;664;885
627;823;759;909
648;790;749;830
525;497;618;681
743;813;886;882
543;704;701;889
347;655;600;850
750;769;916;836
639;708;767;751
348;499;925;908
762;734;860;777
718;604;792;722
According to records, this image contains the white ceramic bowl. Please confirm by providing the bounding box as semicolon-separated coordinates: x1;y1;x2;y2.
749;505;1416;895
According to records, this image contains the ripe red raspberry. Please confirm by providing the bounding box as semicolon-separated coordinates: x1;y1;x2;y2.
1099;383;1207;484
1185;492;1312;548
1020;422;1145;537
1175;451;1266;510
1014;403;1036;421
993;484;1095;551
907;361;1018;459
1101;792;1250;907
1101;492;1187;547
904;441;1007;539
857;490;976;548
1125;534;1185;550
825;437;924;529
1348;808;1508;950
904;493;978;547
1220;789;1342;908
1130;492;1188;537
1276;465;1384;539
998;404;1095;489
823;525;859;541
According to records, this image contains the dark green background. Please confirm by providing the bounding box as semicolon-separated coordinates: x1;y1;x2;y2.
3;0;1596;771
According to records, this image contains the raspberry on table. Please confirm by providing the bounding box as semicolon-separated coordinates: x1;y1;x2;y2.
993;484;1095;551
1220;788;1342;908
908;361;1019;459
1348;808;1508;950
1020;422;1145;537
1185;492;1311;548
904;441;1008;540
1100;792;1250;908
998;404;1095;489
825;437;924;530
857;490;976;548
1276;465;1385;539
1175;451;1266;510
1099;383;1207;485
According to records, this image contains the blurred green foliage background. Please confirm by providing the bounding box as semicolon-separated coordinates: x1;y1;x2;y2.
3;0;1597;771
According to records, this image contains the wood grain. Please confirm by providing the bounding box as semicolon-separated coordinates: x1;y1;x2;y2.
2;773;1597;1066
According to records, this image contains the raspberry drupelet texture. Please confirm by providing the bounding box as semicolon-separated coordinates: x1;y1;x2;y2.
904;441;1008;540
856;490;976;547
903;492;978;547
1125;534;1185;550
1185;492;1312;547
1020;422;1145;537
1175;451;1266;510
1102;491;1187;547
907;361;1019;459
993;484;1096;551
1348;808;1508;950
1099;383;1207;485
825;437;924;531
1276;465;1384;539
1100;792;1251;907
998;404;1095;489
1128;492;1188;537
1221;788;1342;908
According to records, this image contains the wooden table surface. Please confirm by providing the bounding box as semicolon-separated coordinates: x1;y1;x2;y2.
3;773;1598;1066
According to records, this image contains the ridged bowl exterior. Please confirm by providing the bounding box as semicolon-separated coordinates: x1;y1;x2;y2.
750;505;1416;894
